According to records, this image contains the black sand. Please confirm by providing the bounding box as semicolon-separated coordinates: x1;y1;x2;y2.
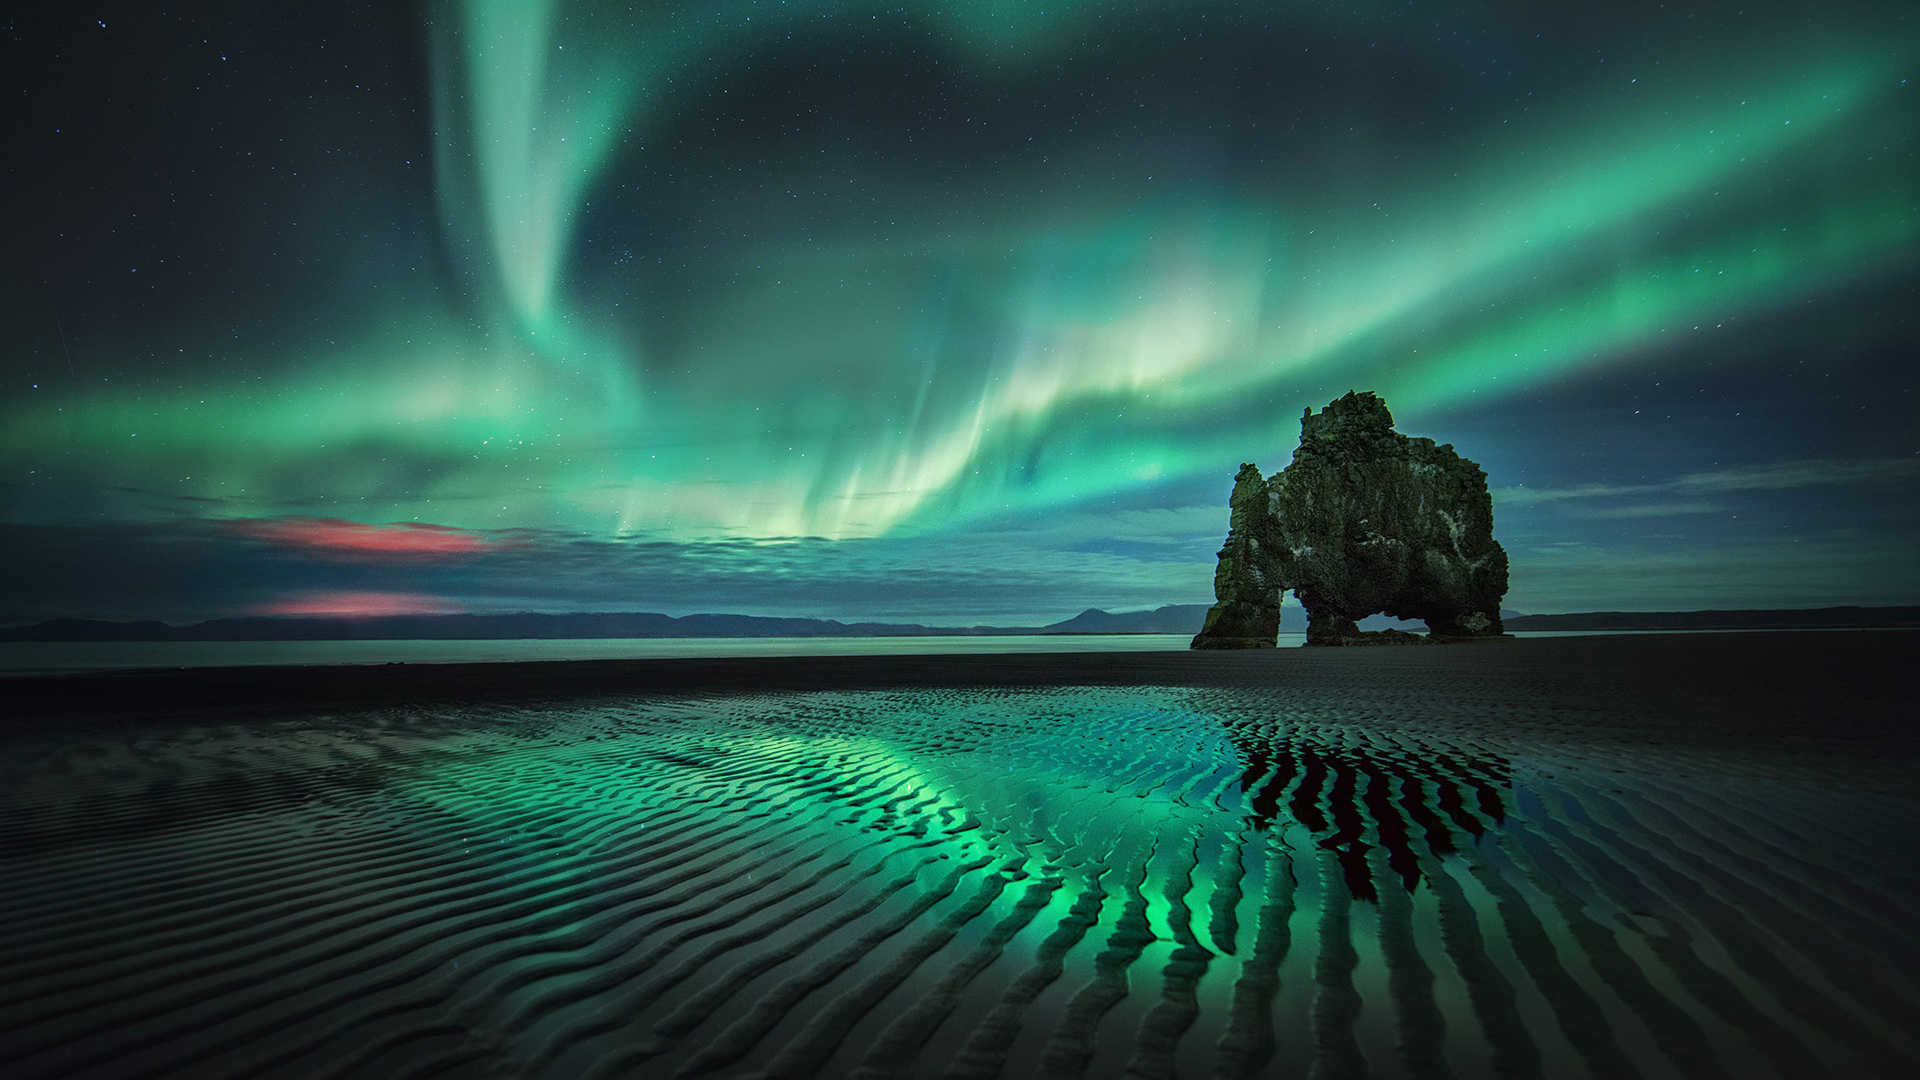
2;632;1916;1079
8;630;1915;755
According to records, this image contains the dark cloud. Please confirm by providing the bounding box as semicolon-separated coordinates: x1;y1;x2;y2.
0;516;1215;626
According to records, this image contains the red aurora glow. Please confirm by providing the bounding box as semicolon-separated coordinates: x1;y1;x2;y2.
257;591;466;617
235;517;490;558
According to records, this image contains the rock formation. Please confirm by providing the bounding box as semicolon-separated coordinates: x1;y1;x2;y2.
1189;463;1284;648
1192;391;1508;648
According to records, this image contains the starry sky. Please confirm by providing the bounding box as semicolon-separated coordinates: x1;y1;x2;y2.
2;0;1916;626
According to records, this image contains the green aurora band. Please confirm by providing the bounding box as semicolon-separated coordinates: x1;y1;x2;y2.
3;1;1915;612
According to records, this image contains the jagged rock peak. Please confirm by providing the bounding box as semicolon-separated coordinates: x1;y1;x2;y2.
1299;390;1397;450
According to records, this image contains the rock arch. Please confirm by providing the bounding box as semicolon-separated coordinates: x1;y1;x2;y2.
1191;391;1509;647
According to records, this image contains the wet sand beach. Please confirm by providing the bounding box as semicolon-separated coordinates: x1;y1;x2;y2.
2;632;1916;1078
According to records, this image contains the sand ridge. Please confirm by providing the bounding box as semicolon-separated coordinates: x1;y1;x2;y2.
1;632;1915;1077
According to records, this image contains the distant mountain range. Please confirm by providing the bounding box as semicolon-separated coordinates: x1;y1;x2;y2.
0;606;1218;642
2;604;1913;642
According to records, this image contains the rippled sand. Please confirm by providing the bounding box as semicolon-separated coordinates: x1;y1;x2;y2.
2;633;1915;1079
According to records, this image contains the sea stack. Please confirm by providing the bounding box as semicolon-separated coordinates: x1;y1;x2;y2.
1192;391;1509;647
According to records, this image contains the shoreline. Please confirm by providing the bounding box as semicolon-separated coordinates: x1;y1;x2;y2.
2;626;1907;679
7;630;1914;757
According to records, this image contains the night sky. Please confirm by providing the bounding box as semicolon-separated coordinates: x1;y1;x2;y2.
2;1;1916;626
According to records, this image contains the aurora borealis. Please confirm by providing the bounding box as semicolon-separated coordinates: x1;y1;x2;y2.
3;1;1917;624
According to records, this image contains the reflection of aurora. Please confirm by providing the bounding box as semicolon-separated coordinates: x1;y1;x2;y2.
4;1;1915;550
1229;729;1511;904
6;685;1915;1077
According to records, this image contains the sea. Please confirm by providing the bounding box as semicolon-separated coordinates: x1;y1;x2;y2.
0;634;1207;674
0;629;1756;674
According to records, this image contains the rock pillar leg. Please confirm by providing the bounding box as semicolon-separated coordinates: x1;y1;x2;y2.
1191;600;1281;649
1191;463;1283;649
1304;610;1361;646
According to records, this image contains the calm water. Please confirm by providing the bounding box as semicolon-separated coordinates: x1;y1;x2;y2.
0;630;1819;675
0;634;1207;674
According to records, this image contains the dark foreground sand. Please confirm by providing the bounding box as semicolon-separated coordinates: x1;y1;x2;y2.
2;632;1916;1078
